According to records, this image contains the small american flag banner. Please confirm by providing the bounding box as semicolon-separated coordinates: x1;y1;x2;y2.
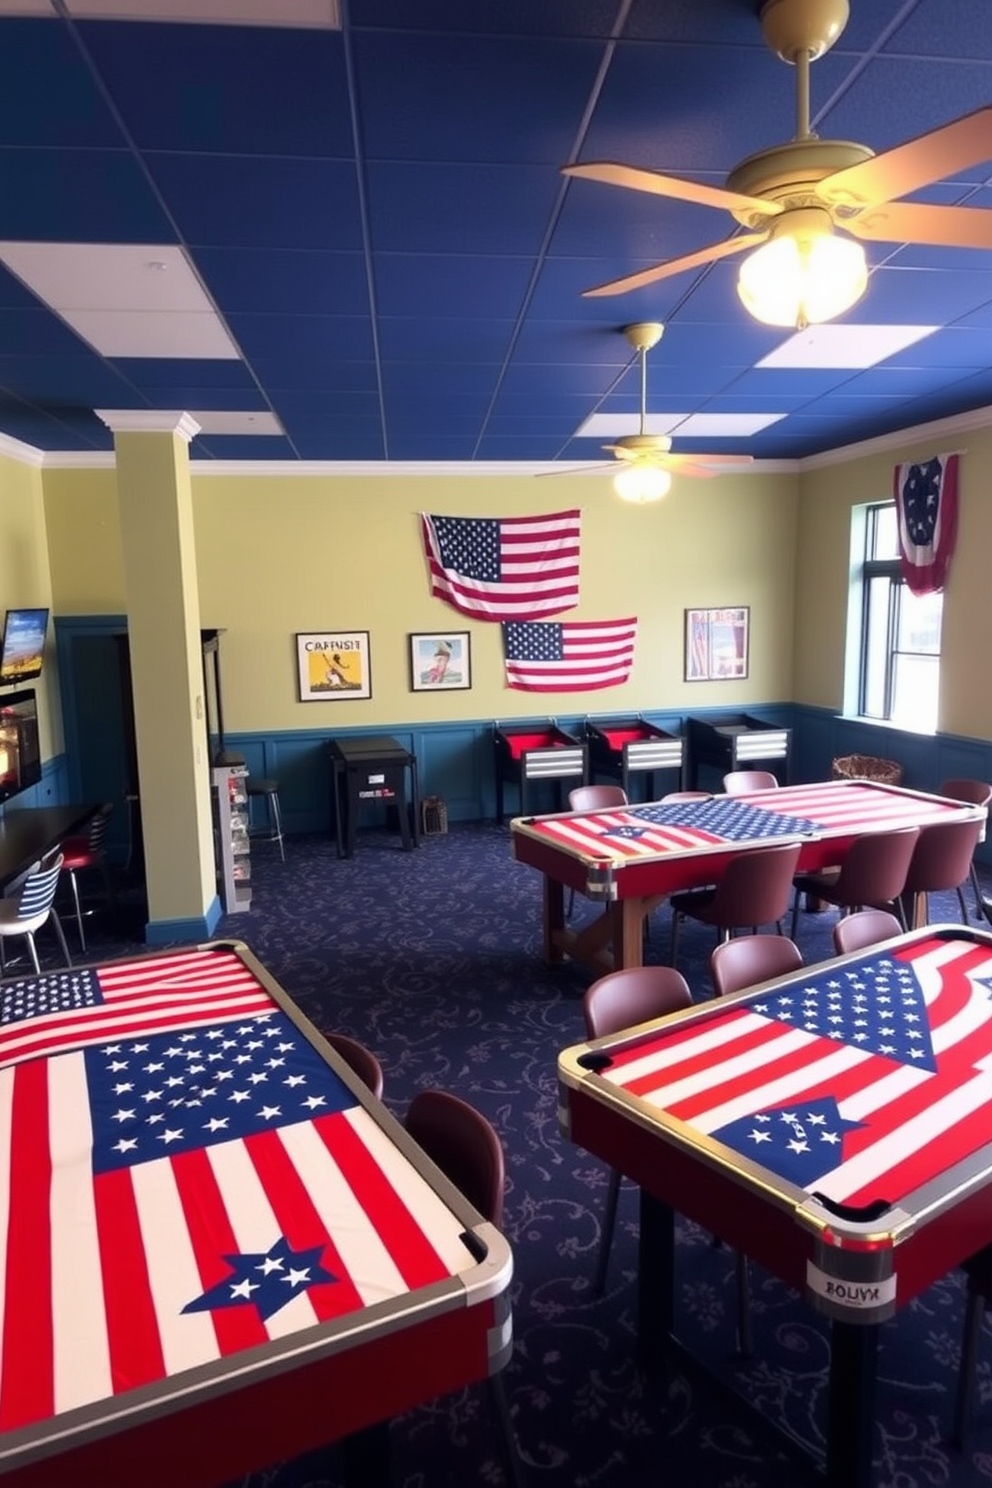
893;452;959;596
421;508;580;621
502;617;637;691
0;949;472;1433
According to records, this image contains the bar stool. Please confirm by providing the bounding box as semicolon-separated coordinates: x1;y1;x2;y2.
247;778;285;861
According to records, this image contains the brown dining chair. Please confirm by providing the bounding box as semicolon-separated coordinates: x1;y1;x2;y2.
790;827;921;940
324;1032;385;1099
937;779;991;921
581;967;693;1295
670;840;803;967
582;965;751;1350
897;817;983;930
659;790;712;803
566;785;629;919
723;770;779;794
404;1090;525;1488
710;933;803;998
832;908;904;956
568;784;628;814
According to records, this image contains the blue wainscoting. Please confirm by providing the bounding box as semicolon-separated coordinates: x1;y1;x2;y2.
50;614;992;867
0;752;70;820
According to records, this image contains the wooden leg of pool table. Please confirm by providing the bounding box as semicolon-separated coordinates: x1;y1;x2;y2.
614;900;648;970
546;893;666;975
543;876;566;962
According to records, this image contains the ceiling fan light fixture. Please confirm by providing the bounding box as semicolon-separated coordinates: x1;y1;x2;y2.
737;213;867;329
613;462;672;504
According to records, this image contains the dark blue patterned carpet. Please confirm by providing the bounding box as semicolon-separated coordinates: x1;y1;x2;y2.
77;822;992;1488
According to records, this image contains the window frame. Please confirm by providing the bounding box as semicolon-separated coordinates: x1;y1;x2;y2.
855;502;942;731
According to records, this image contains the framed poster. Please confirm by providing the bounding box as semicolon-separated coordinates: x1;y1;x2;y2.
684;606;749;682
296;631;371;701
409;631;472;692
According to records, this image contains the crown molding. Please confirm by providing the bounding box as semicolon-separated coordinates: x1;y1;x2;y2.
799;401;992;469
96;410;202;442
22;400;992;477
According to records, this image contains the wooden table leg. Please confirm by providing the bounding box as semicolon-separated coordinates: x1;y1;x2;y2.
543;876;565;963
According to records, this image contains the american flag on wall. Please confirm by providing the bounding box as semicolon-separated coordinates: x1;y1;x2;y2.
421;509;580;621
0;949;471;1433
602;935;992;1207
501;617;637;691
893;452;959;596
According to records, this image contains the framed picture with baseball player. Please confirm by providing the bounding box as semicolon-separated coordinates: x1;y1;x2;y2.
296;631;372;701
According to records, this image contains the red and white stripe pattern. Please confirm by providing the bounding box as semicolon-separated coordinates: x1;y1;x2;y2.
600;935;992;1209
421;508;581;621
530;807;725;862
750;781;966;837
527;781;970;865
0;950;476;1431
0;949;273;1072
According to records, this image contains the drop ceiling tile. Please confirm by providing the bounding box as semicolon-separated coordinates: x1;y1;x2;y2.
147;155;364;251
0;147;174;240
374;255;534;320
355;31;602;164
0;18;123;147
366;162;559;255
64;308;240;358
83;20;351;154
194;248;371;317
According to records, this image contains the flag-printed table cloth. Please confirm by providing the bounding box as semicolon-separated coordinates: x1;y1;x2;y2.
559;927;992;1488
0;943;512;1486
512;779;984;909
512;779;985;977
558;926;992;1315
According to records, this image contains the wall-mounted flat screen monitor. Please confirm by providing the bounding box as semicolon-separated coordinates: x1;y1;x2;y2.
0;608;49;685
0;689;40;805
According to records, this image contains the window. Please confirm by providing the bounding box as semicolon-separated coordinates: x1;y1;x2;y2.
857;503;942;732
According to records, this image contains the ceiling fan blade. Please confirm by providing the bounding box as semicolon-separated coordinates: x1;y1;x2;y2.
581;231;769;299
843;199;992;250
819;106;992;210
563;161;783;217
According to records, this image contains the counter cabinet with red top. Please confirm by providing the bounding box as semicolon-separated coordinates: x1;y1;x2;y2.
493;720;587;824
686;711;792;789
584;716;685;801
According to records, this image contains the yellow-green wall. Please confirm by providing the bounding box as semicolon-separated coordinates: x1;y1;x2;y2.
793;425;992;739
14;417;992;764
43;465;800;727
0;448;61;760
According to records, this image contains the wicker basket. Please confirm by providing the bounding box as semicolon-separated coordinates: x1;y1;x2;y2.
421;795;448;835
831;753;904;787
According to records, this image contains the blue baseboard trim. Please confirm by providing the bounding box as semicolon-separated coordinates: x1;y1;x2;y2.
145;895;222;945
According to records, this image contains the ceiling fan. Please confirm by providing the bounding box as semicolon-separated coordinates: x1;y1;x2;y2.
552;322;752;504
563;0;992;327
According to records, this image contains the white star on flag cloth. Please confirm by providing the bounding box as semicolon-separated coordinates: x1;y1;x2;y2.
421;508;581;621
600;934;992;1208
0;948;481;1434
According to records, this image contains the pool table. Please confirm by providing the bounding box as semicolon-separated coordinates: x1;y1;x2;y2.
558;922;992;1487
512;779;984;975
0;940;512;1487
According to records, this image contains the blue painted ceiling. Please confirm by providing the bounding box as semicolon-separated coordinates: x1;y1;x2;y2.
0;0;989;465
